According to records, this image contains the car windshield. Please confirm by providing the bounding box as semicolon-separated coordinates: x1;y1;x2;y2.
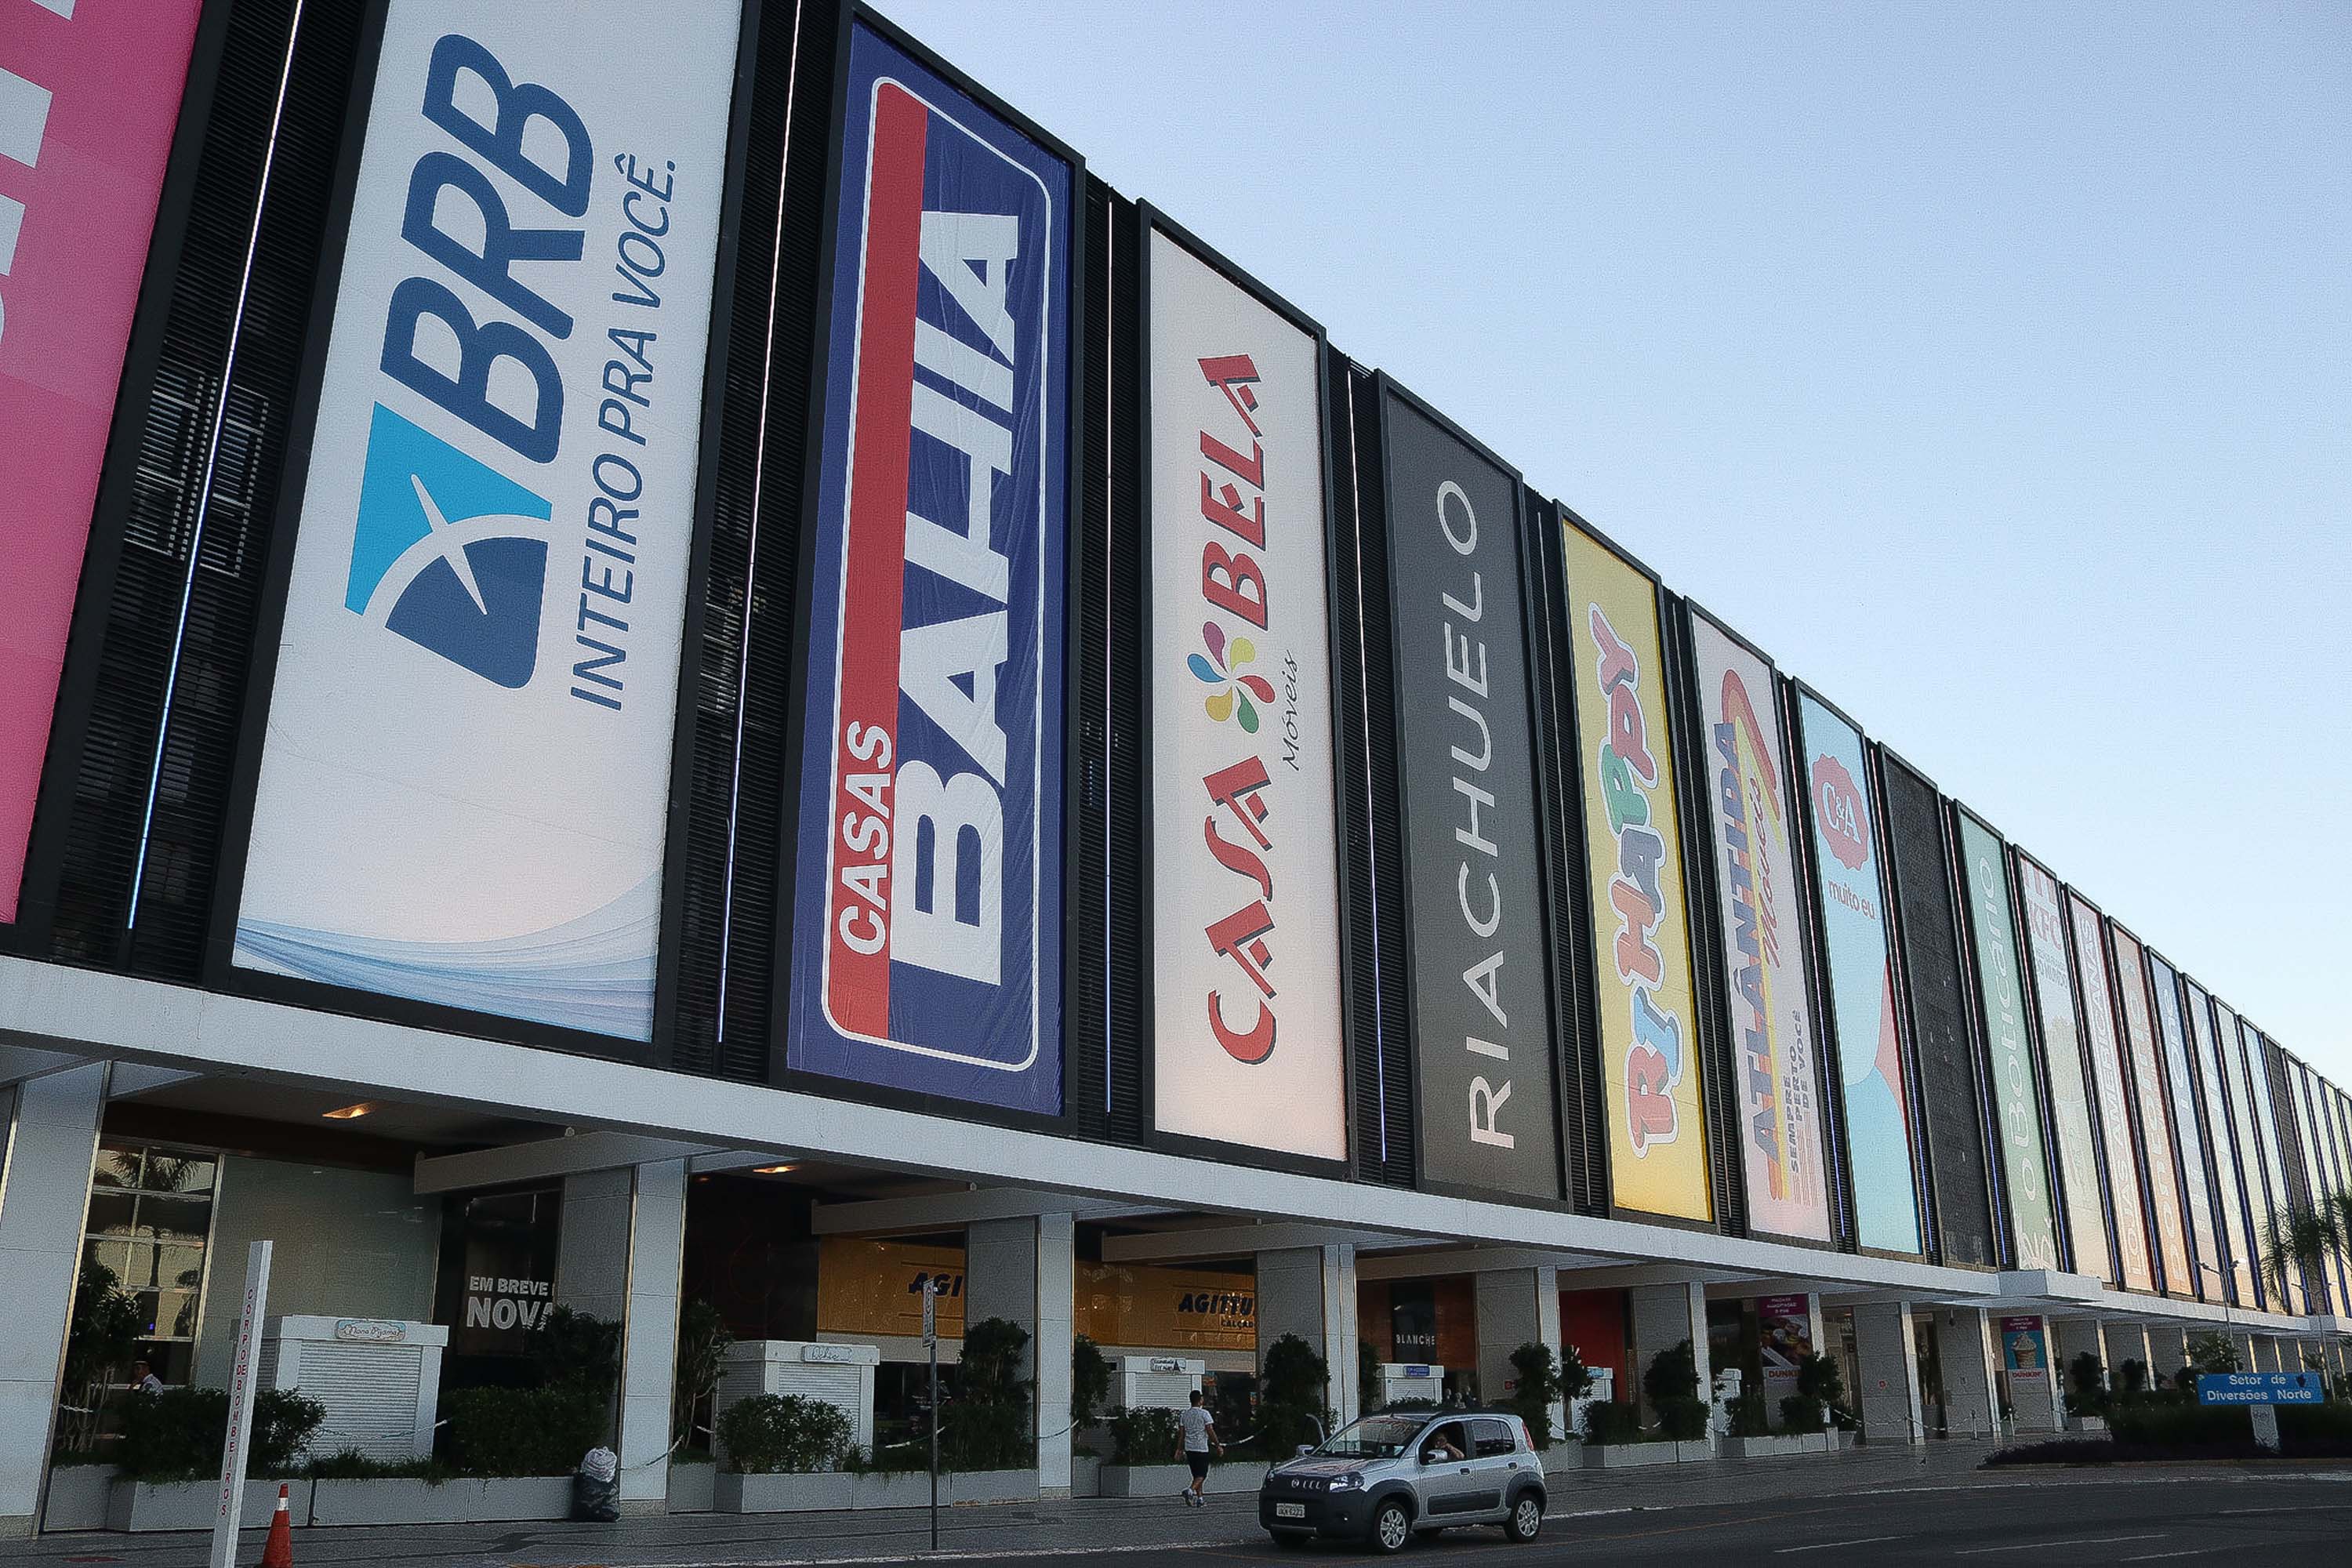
1312;1414;1425;1459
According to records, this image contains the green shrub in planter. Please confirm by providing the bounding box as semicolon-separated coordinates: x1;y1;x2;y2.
1107;1406;1183;1467
2108;1403;2252;1449
115;1387;324;1480
2280;1403;2352;1452
1072;1334;1112;1431
1727;1388;1770;1438
1256;1334;1331;1458
304;1450;452;1481
441;1385;608;1476
1778;1396;1825;1434
716;1394;852;1474
1505;1342;1565;1450
845;1440;927;1475
1581;1402;1639;1446
1654;1396;1710;1443
1642;1341;1700;1412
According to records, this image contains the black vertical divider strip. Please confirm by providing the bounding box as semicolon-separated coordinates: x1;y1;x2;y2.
1101;189;1146;1141
1526;502;1604;1213
1062;175;1112;1136
1338;364;1415;1187
673;0;811;1080
45;1;357;977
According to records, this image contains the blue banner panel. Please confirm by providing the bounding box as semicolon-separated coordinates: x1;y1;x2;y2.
786;20;1071;1112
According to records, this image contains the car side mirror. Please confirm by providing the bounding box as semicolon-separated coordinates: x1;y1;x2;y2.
1295;1444;1314;1457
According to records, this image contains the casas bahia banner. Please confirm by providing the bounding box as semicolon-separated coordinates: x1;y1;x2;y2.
1689;615;1829;1242
786;19;1071;1112
1145;220;1347;1161
234;0;742;1040
1563;522;1707;1222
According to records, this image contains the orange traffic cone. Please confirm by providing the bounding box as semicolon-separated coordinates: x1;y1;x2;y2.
258;1483;292;1568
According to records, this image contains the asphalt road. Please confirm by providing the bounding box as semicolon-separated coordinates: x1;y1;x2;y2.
750;1473;2352;1566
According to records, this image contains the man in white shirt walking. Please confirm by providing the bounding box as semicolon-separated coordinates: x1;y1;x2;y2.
1176;1388;1220;1506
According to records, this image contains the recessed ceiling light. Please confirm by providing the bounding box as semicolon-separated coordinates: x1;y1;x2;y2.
321;1102;376;1120
752;1163;797;1175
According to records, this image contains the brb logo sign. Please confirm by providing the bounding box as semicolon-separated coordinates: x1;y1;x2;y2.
791;24;1069;1114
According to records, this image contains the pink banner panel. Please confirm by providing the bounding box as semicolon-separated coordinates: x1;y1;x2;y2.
0;0;202;920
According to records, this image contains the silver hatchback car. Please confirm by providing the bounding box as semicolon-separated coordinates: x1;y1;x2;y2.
1258;1409;1547;1553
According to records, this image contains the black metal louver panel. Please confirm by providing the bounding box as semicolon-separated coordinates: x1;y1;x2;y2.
670;0;826;1082
1523;499;1603;1213
1098;186;1146;1142
1061;174;1114;1136
45;0;358;976
1336;360;1414;1188
1880;755;1997;1267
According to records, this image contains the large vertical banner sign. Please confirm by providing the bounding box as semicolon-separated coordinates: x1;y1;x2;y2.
1955;817;2059;1270
1145;224;1345;1160
1794;694;1921;1254
1379;390;1557;1196
1688;619;1828;1240
2012;856;2110;1280
2183;982;2253;1305
2220;1007;2279;1306
234;1;741;1038
2109;927;2191;1294
2147;954;2219;1295
1563;523;1708;1221
0;0;203;921
2064;893;2153;1290
787;22;1070;1112
2241;1024;2300;1313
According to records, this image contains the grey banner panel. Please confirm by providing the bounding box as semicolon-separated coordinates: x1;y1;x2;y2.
1377;387;1559;1200
1879;757;1996;1267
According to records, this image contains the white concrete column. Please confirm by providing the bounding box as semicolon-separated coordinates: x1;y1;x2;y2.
1473;1267;1563;1438
557;1161;687;1512
2002;1315;2064;1433
2146;1326;2190;1388
1627;1282;1709;1425
1936;1308;2000;1439
0;1067;104;1536
966;1213;1076;1496
1254;1244;1359;1431
2052;1317;2107;1396
617;1160;686;1511
1850;1301;1924;1445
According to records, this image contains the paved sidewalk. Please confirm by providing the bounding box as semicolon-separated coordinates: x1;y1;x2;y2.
15;1441;2345;1568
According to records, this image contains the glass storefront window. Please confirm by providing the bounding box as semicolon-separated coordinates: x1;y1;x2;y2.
79;1142;220;1388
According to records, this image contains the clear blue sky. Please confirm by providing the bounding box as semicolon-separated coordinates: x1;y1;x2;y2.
885;1;2351;1083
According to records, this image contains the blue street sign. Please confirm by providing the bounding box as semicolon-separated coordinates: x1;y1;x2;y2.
2197;1371;2325;1406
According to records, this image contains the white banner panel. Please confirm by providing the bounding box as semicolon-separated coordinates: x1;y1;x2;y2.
1146;224;1346;1160
234;0;742;1040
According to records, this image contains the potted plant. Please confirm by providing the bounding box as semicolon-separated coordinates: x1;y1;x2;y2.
713;1393;854;1512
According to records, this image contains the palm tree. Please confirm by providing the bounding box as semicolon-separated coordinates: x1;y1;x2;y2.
2262;1205;2341;1306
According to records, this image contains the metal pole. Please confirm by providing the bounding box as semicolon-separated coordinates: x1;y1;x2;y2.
209;1240;273;1568
926;1279;940;1553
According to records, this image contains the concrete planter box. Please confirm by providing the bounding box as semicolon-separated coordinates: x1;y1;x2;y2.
852;1472;931;1510
1099;1461;1265;1497
948;1468;1040;1505
1720;1432;1833;1460
306;1476;571;1526
714;1472;854;1513
1836;1429;1858;1450
41;1464;117;1532
2065;1415;2109;1435
670;1460;715;1513
1579;1439;1714;1469
1538;1446;1580;1475
107;1478;314;1533
1071;1455;1102;1498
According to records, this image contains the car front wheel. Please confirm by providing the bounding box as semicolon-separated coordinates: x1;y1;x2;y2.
1505;1492;1543;1543
1369;1497;1413;1554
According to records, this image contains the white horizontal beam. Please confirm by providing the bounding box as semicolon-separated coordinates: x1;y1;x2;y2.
0;957;2002;1298
1100;1222;1409;1263
413;1131;723;1194
0;1044;89;1087
813;1186;1167;1235
1354;1246;1615;1280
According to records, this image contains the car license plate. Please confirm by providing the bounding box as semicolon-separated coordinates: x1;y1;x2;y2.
1276;1502;1307;1519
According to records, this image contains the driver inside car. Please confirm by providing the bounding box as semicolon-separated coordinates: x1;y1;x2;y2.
1420;1423;1468;1464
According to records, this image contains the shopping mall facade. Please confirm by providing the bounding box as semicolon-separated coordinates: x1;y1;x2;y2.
4;0;2350;1534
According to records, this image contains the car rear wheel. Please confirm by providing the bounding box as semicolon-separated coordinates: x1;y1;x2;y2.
1369;1498;1413;1554
1505;1492;1544;1543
